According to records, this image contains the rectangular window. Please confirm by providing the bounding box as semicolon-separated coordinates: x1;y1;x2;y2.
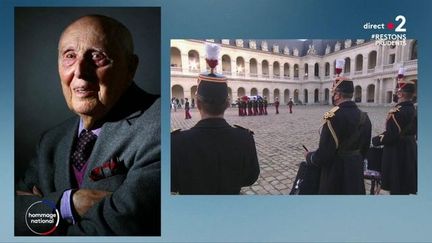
389;54;395;64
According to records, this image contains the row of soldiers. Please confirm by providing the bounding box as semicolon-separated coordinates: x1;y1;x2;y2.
237;97;268;116
237;97;294;116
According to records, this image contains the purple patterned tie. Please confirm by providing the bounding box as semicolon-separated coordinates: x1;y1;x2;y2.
71;129;97;171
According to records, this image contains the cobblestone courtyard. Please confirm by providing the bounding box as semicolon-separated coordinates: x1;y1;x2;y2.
171;104;391;195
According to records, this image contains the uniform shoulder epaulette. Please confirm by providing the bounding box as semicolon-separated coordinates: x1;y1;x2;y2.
233;124;254;135
171;128;182;134
322;106;340;148
388;105;401;114
386;105;402;133
323;106;340;120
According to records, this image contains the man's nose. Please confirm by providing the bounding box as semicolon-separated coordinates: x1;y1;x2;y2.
74;56;96;82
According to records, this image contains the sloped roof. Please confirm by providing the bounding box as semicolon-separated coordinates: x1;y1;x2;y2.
208;39;367;56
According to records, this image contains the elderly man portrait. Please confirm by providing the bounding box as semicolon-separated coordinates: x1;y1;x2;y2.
15;9;160;236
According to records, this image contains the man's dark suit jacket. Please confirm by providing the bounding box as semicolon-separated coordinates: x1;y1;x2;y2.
15;83;160;236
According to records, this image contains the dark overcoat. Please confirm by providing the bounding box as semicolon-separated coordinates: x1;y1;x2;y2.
171;118;260;194
372;101;417;194
307;101;371;194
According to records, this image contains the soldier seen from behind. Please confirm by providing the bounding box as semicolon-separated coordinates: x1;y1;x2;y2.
372;67;417;195
171;43;260;194
303;59;372;194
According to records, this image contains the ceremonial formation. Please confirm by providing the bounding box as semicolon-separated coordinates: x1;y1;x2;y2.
237;96;268;116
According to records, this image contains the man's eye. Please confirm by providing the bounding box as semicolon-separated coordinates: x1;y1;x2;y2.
91;52;111;66
62;52;76;66
92;52;105;60
65;52;76;59
91;52;110;62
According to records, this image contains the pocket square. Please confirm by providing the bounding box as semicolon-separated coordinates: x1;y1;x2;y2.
90;157;126;181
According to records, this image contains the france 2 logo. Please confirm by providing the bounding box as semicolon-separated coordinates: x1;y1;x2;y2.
363;15;407;32
393;15;406;32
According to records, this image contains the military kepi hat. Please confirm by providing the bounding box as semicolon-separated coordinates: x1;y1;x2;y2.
396;67;415;93
332;77;354;93
332;59;354;93
197;43;228;104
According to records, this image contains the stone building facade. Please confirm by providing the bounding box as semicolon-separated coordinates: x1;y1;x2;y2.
171;39;417;105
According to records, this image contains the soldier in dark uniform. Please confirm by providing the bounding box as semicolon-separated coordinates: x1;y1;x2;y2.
252;97;258;116
242;98;247;116
247;98;253;116
288;98;294;114
372;69;417;195
240;96;246;116
258;97;264;115
237;98;242;116
184;98;191;119
263;96;268;115
304;77;372;194
171;43;260;194
274;97;280;114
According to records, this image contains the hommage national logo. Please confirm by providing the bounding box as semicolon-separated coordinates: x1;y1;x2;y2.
25;200;60;235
